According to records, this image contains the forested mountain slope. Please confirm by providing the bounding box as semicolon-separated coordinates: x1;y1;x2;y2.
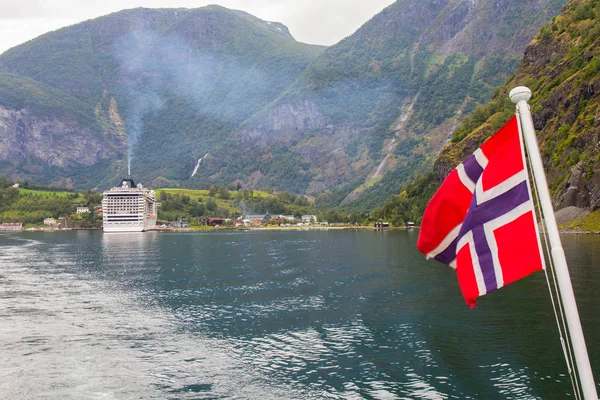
0;6;324;188
376;0;600;227
225;0;566;210
0;1;565;210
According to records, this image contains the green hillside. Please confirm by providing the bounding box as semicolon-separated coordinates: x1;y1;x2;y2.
0;6;324;189
222;0;566;211
376;0;600;229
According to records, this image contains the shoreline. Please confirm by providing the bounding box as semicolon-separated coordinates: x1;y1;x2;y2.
6;226;600;234
13;225;393;233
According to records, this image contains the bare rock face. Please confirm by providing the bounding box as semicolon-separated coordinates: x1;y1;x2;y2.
0;105;122;174
589;169;600;211
555;162;591;210
239;100;328;147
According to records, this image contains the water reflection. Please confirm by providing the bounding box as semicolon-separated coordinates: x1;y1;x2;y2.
101;231;158;261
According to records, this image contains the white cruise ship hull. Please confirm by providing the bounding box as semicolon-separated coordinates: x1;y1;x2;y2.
102;224;145;233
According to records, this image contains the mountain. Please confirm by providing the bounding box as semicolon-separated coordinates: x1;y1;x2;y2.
377;0;600;228
0;6;324;188
219;0;567;210
0;1;565;207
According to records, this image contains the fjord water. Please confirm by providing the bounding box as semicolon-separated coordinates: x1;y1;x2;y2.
1;230;598;399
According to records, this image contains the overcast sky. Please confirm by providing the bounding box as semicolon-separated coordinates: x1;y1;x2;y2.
0;0;396;54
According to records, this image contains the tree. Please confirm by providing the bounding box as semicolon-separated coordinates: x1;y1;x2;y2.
218;186;230;200
206;198;217;212
190;202;206;217
83;189;102;206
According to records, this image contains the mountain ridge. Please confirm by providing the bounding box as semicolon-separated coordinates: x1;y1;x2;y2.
0;5;325;188
0;1;567;211
223;0;566;210
375;0;600;227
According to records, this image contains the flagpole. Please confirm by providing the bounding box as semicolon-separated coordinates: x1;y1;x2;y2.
510;86;598;400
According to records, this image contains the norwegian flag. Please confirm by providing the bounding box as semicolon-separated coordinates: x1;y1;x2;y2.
417;115;545;307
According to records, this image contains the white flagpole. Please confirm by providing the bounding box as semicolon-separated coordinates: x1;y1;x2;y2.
510;86;598;400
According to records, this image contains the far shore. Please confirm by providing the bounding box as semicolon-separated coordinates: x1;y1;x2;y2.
5;225;599;234
14;225;388;232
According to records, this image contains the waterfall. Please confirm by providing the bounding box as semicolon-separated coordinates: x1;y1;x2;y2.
191;153;209;178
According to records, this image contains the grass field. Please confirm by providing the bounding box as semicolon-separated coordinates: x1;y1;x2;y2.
155;188;210;201
155;188;272;200
18;188;83;200
581;209;600;231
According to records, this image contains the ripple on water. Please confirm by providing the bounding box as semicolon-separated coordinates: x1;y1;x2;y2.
0;237;316;399
1;231;590;399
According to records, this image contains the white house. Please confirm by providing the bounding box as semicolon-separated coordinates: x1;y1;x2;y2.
76;207;90;214
44;218;58;226
277;215;296;221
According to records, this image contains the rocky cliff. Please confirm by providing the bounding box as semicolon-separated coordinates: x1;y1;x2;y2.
382;0;600;227
0;95;126;185
232;0;567;210
441;0;600;210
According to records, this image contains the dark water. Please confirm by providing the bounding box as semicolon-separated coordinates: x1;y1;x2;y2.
0;230;598;399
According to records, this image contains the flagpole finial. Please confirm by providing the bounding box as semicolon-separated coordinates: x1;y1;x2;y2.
509;86;532;104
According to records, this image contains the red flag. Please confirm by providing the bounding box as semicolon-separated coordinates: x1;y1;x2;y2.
417;116;545;307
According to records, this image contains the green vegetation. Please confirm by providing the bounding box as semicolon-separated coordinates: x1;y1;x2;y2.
412;54;477;129
373;0;600;230
0;175;376;228
0;73;96;125
0;177;108;227
156;185;380;226
559;209;600;231
369;172;436;227
156;185;319;225
0;6;324;191
581;209;600;231
17;189;77;197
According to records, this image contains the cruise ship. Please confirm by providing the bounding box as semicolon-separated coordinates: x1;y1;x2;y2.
102;176;157;232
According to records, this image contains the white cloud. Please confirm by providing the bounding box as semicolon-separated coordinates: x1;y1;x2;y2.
0;0;395;54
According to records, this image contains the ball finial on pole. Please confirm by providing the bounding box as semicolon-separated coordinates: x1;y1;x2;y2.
509;86;532;104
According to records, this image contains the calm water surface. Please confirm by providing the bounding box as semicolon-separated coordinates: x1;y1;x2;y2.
0;230;599;399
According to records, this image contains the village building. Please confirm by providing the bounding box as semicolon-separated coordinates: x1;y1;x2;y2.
245;214;270;222
203;217;225;226
375;222;390;230
269;217;287;225
0;222;22;231
243;213;271;226
44;218;58;226
76;207;90;214
234;218;248;226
